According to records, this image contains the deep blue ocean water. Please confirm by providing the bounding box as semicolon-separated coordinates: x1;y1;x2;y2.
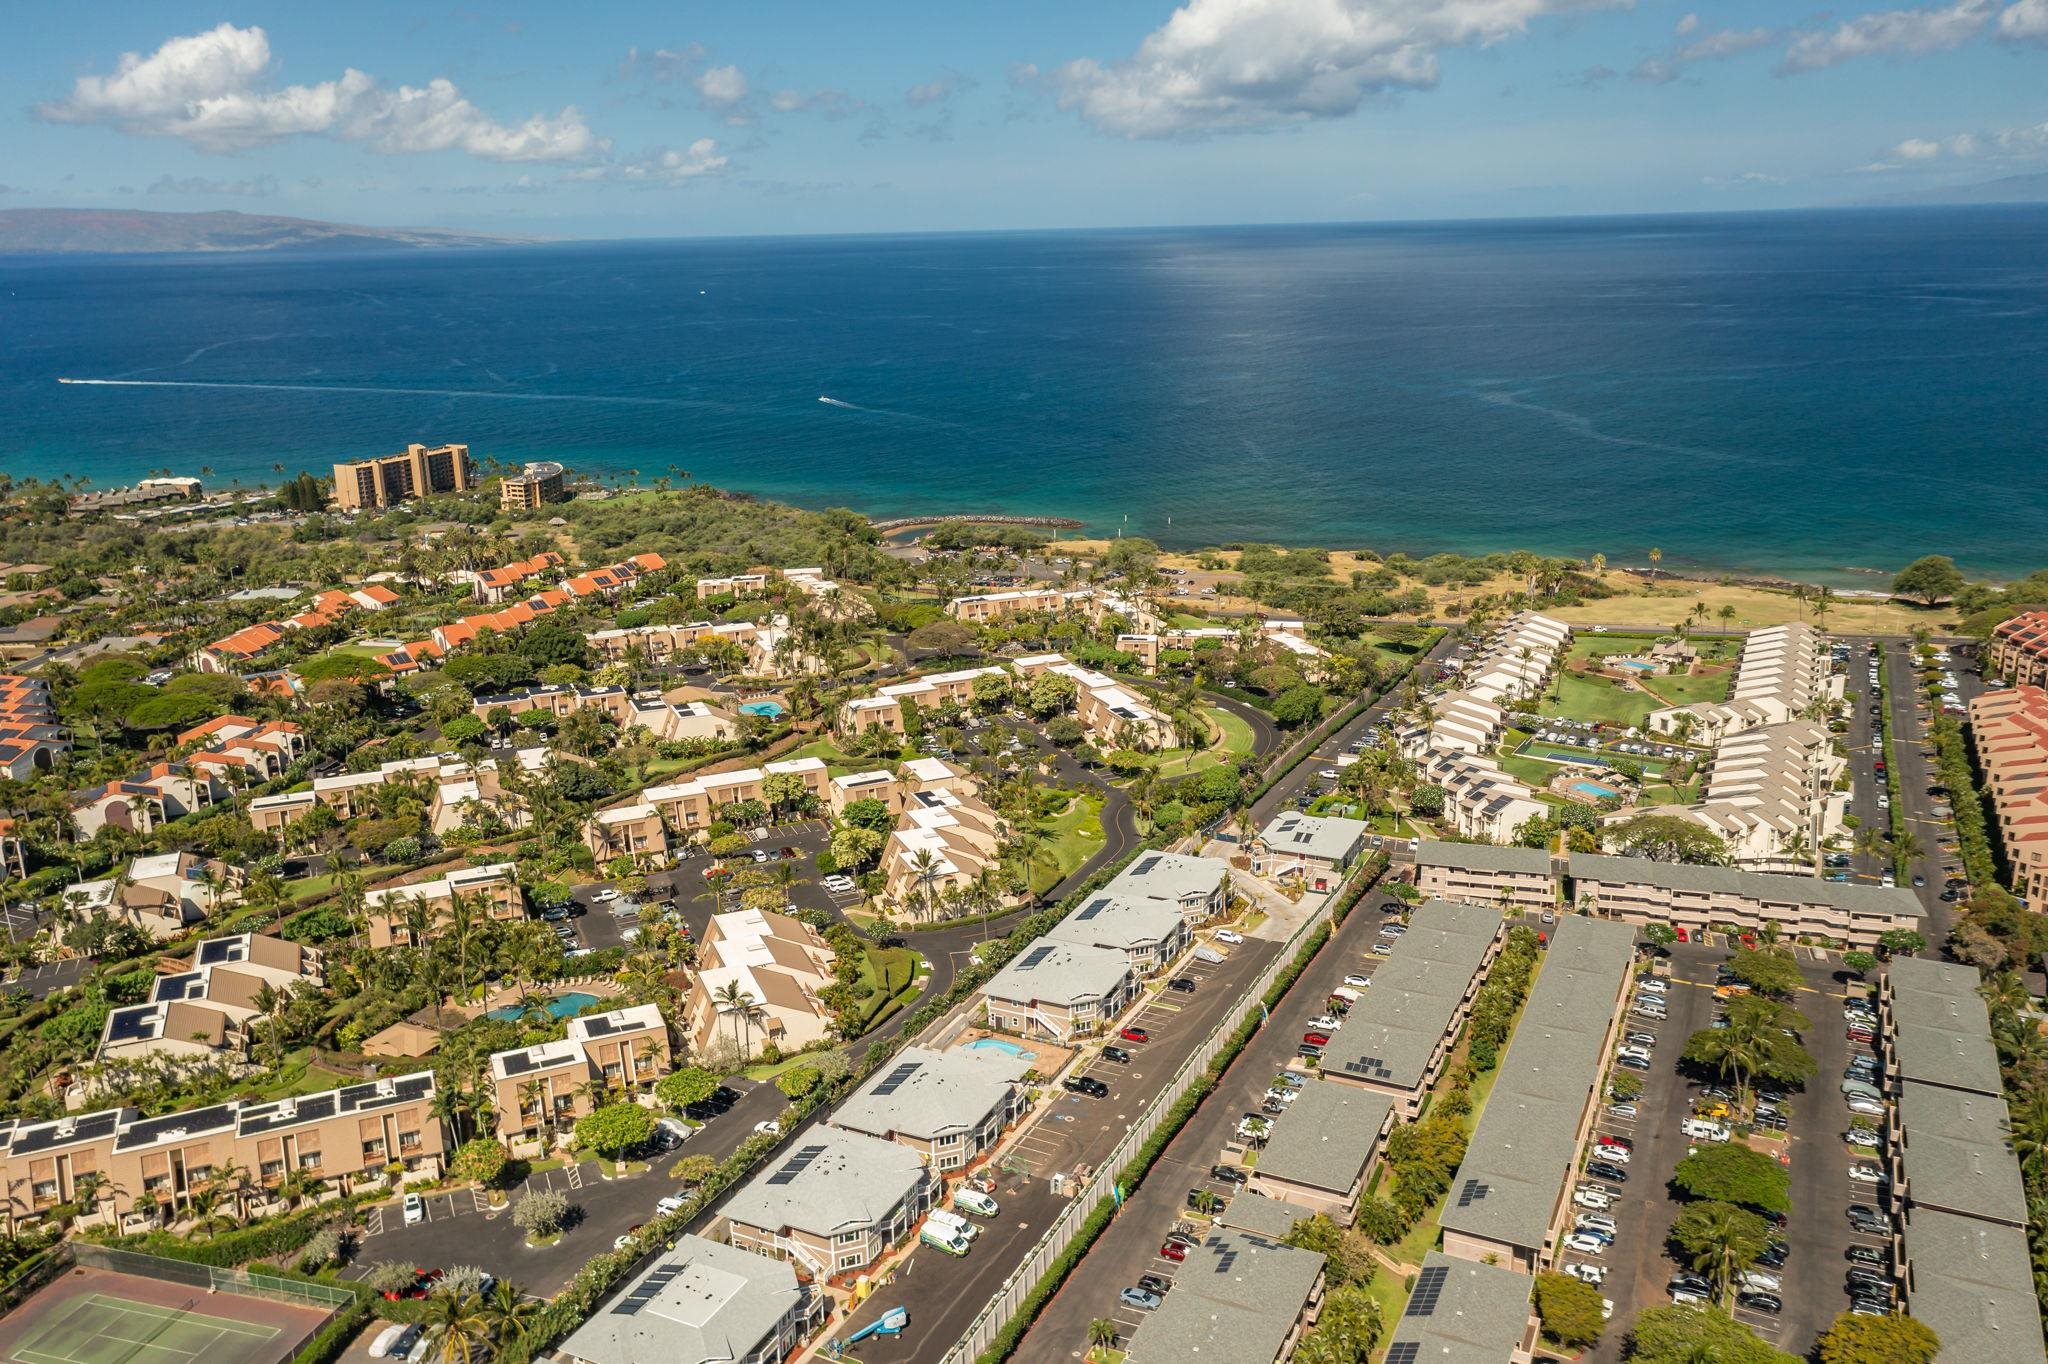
3;207;2045;583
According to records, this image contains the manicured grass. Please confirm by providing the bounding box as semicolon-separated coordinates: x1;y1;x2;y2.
1167;612;1217;629
1640;667;1736;707
1637;782;1701;807
240;1045;359;1101
1151;705;1257;778
1498;753;1560;789
744;1051;833;1082
784;737;891;774
1538;672;1659;729
848;945;919;1032
1032;792;1106;893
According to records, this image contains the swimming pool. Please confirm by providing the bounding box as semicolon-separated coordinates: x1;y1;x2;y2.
1571;781;1622;800
1613;660;1655;673
738;700;785;718
964;1038;1031;1060
485;991;602;1023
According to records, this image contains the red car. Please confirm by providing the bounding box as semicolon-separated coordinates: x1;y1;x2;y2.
1120;1026;1150;1044
382;1268;442;1301
1159;1240;1189;1262
1303;1032;1331;1047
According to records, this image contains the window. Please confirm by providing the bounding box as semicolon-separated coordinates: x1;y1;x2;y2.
836;1253;867;1271
835;1230;864;1245
31;1180;57;1203
260;1161;284;1180
362;1141;386;1161
185;1165;212;1185
398;1131;421;1151
938;1154;962;1171
144;1175;171;1192
299;1153;322;1171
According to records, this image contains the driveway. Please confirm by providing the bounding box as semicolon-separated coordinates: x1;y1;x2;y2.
5;956;87;1000
343;1080;788;1296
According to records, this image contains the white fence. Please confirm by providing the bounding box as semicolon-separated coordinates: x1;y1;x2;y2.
936;878;1358;1363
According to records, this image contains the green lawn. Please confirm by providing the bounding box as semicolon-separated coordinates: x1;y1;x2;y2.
239;1046;360;1101
784;737;892;775
1361;627;1446;675
1538;672;1659;729
1636;782;1701;807
1167;612;1217;629
1151;705;1257;778
1032;792;1106;893
1640;667;1736;708
1498;753;1559;789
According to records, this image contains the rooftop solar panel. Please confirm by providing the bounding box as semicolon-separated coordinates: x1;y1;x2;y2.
610;1263;687;1315
1015;945;1054;971
1454;1179;1491;1208
106;1006;160;1043
765;1144;827;1186
871;1062;921;1097
1131;856;1159;875
1406;1264;1449;1317
1386;1344;1420;1364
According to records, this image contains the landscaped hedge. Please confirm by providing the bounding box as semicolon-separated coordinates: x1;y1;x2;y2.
291;1293;377;1364
104;1207;329;1267
1930;715;2001;889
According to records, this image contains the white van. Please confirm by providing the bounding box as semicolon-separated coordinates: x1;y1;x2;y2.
920;1225;970;1256
1681;1119;1731;1142
927;1208;979;1242
954;1189;1000;1218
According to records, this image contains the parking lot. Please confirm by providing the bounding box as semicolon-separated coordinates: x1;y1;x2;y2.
830;925;1286;1360
1583;943;1878;1359
1013;898;1403;1362
4;955;87;999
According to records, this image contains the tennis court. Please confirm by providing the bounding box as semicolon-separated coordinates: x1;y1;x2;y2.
0;1269;328;1364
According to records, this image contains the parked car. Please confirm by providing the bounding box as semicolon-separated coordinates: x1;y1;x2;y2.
1307;1015;1343;1032
369;1326;410;1359
1120;1026;1151;1043
1063;1076;1109;1098
1738;1291;1783;1314
1847;1245;1889;1267
1214;929;1245;945
1565;1262;1606;1286
655;1194;688;1216
402;1192;425;1226
1137;1273;1174;1296
1102;1045;1132;1064
1159;1240;1189;1262
1343;975;1373;990
1303;1031;1332;1047
1563;1233;1607;1255
1120;1287;1162;1311
1848;1163;1887;1184
1211;1164;1248;1186
1585;1161;1629;1183
1606;1102;1638;1119
1167;976;1197;994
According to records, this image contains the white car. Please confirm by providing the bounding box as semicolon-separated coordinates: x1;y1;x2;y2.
1317;769;1338;779
1575;1214;1618;1234
1606;1102;1638;1119
402;1192;425;1226
656;1194;689;1215
1574;1188;1612;1211
1638;979;1669;995
1343;975;1372;990
754;1120;782;1136
1307;1015;1343;1032
1846;1129;1883;1148
1592;1144;1631;1165
1264;1088;1299;1106
1848;1163;1887;1184
1564;1233;1607;1255
613;1233;639;1252
592;888;620;903
1379;924;1407;938
1847;1098;1888;1118
368;1325;409;1359
1670;1289;1709;1307
1737;1269;1783;1293
1564;1262;1606;1286
1214;929;1245;945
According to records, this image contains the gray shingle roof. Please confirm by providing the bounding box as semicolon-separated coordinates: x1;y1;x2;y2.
831;1046;1027;1144
1381;1252;1535;1362
559;1234;800;1364
1258;812;1368;865
1902;1208;2048;1364
979;939;1133;1010
722;1128;929;1240
1897;1082;2028;1226
1125;1230;1323;1364
1217;1190;1310;1240
1255;1080;1393;1196
1438;915;1637;1254
1105;851;1228;907
1887;957;2003;1097
1323;900;1501;1093
1048;894;1188;956
1568;852;1925;922
1416;840;1555;876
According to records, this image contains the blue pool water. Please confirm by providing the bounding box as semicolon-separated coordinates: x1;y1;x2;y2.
738;700;785;718
486;991;602;1023
964;1038;1031;1060
1572;781;1622;800
1613;661;1655;673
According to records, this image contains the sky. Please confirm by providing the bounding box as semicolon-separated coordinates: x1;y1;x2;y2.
4;0;2045;237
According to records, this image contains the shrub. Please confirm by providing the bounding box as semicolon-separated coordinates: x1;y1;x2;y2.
512;1189;569;1239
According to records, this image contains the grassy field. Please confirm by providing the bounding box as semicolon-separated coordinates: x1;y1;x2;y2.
1151;704;1257;778
1498;753;1560;789
1538;671;1659;729
1032;792;1106;893
1639;667;1737;707
783;737;887;774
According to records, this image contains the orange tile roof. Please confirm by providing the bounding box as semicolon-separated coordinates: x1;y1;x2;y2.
356;584;401;605
207;623;287;658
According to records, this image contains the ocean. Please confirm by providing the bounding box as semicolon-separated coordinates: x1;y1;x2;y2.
4;207;2045;584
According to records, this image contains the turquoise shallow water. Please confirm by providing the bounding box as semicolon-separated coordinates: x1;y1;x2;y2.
4;207;2045;583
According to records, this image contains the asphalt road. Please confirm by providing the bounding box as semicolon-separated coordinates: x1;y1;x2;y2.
822;931;1286;1359
1011;897;1402;1364
344;1078;788;1296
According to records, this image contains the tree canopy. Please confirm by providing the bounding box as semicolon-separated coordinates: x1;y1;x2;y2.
1816;1313;1940;1364
1670;1144;1791;1214
1892;554;1965;608
1628;1305;1799;1364
1533;1270;1607;1350
1609;813;1733;865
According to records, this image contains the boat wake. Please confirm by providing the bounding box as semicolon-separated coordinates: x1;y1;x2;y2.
818;395;864;410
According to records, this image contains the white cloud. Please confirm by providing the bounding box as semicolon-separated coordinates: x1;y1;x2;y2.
907;73;974;107
1777;0;1995;73
1702;170;1786;188
1887;120;2048;160
696;65;748;107
573;138;730;185
1894;137;1945;158
2001;0;2048;39
1051;0;1630;139
38;23;606;162
146;172;278;196
1631;21;1777;83
617;44;706;83
770;87;862;119
1849;160;1903;172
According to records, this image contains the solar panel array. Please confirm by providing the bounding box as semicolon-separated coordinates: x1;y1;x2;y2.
871;1062;921;1097
197;938;239;965
1210;1245;1239;1275
580;1012;626;1037
1405;1264;1449;1317
105;1006;160;1043
610;1262;689;1315
1385;1343;1420;1364
1454;1178;1491;1208
765;1144;827;1186
1074;897;1110;922
1342;1055;1394;1080
1015;945;1054;971
1131;856;1159;875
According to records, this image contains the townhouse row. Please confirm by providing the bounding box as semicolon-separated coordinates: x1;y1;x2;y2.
584;615;817;678
1988;610;2048;688
1115;618;1328;676
371;551;668;677
95;931;322;1073
943;585;1153;630
471;682;735;746
1968;685;2048;910
1878;957;2046;1363
248;749;552;841
1647;620;1840;743
0;673;71;781
1413;841;1927;949
191;583;402;672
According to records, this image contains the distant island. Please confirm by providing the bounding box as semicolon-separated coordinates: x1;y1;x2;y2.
0;208;540;255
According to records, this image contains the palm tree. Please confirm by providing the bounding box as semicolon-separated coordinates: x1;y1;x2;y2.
481;1280;539;1345
1671;1201;1771;1305
426;1290;491;1364
907;849;944;921
713;981;762;1056
1087;1318;1118;1358
2010;1091;2048;1188
1646;547;1662;579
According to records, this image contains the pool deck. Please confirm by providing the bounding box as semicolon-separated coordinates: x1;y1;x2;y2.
948;1027;1077;1080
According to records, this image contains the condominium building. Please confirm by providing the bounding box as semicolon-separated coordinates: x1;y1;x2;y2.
1124;1231;1325;1364
1099;851;1232;924
979;938;1137;1042
470;552;566;604
585;617;811;677
1381;1254;1540;1363
0;1071;442;1233
497;461;566;511
361;863;523;949
489;1003;671;1144
248;750;550;839
1319;900;1505;1117
63;852;244;941
1455;612;1572;706
683;910;838;1056
1439;916;1636;1272
829;1045;1030;1171
472;683;734;746
1246;1080;1395;1222
71;762;220;838
1252;812;1369;891
1116;620;1328;676
837;666;1011;736
1013;653;1179;750
1648;622;1839;742
1413;841;1558;913
723;1127;940;1280
1568;853;1923;949
332;443;473;510
1968;686;2048;910
97;933;322;1070
944;586;1151;629
878;785;1008;915
0;674;69;779
1989;611;2048;688
1670;719;1847;870
582;803;670;868
826;756;970;817
640;757;830;835
1416;749;1547;844
558;1235;822;1364
1397;689;1508;760
177;716;307;782
1047;891;1191;976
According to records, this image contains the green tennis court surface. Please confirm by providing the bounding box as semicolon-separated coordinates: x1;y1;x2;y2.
9;1293;283;1364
